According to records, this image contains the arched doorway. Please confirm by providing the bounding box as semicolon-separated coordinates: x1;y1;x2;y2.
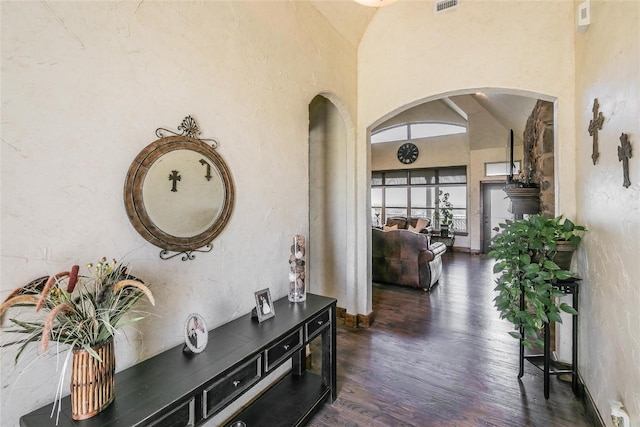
308;95;349;305
367;89;556;254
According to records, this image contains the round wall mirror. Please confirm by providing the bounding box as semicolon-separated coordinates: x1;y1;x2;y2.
124;134;234;259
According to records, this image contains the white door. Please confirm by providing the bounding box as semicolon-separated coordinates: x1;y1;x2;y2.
482;183;513;254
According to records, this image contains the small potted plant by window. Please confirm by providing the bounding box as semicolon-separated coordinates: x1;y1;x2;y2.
434;191;454;237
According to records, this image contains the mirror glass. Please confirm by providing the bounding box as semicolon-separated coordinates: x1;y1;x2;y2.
125;135;234;257
143;149;225;237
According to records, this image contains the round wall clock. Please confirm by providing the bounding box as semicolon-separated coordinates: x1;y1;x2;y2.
397;142;419;164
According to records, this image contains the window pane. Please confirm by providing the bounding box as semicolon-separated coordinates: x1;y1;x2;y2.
384;171;408;185
411;208;434;220
371;172;383;186
485;161;520;177
425;187;436;207
439;186;466;208
410;122;466;139
438;167;467;184
371;125;408;144
385;187;407;207
410;188;427;208
371;188;383;207
452;209;467;231
410;170;436;184
385;208;407;221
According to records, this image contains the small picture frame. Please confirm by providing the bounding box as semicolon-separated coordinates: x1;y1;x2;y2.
184;313;208;354
254;288;275;322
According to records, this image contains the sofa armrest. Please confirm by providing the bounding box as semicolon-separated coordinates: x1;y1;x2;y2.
429;241;447;256
419;248;435;264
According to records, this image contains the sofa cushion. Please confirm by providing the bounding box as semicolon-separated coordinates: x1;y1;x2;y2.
387;216;431;232
386;217;408;230
408;217;429;233
383;224;398;231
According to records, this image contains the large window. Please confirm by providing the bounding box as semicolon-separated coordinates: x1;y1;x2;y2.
371;167;467;233
371;122;466;144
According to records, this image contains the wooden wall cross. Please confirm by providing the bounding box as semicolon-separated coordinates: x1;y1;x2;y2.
588;98;605;165
618;133;632;188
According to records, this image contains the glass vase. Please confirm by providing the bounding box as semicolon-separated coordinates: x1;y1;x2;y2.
288;234;306;302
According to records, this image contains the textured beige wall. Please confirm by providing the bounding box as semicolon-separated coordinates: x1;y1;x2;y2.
0;2;356;423
357;0;576;315
574;1;640;424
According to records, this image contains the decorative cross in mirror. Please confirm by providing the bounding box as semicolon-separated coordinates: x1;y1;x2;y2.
169;170;181;192
618;133;632;188
588;98;605;165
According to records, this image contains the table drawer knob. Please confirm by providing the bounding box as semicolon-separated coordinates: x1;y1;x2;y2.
317;320;323;325
283;344;290;350
233;380;241;387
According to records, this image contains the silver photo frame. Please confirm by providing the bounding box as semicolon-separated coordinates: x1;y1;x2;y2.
254;288;275;322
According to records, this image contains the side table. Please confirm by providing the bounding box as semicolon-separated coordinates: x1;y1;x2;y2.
429;231;455;249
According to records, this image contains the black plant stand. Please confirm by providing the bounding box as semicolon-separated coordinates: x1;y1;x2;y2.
518;278;580;399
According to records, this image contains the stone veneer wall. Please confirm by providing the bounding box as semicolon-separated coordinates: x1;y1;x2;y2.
523;100;555;217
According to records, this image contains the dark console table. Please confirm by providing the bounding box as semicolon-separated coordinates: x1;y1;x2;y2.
20;293;337;427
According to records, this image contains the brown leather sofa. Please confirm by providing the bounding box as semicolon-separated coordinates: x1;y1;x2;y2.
372;227;447;291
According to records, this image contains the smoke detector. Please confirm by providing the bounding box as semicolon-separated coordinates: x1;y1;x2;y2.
435;0;460;14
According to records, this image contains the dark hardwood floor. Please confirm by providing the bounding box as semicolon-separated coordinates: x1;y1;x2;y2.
308;251;593;427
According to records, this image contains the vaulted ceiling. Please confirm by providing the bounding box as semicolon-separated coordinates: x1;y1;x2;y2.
309;0;376;49
309;1;542;144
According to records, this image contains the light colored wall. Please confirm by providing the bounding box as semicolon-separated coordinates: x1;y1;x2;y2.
0;1;356;423
371;133;469;171
574;1;640;424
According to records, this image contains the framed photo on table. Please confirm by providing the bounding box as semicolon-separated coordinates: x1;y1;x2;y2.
254;288;275;322
184;313;208;354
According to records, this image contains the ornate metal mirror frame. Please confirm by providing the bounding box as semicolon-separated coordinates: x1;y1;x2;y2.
124;117;234;260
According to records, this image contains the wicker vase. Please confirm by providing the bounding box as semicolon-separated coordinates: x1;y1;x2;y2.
70;337;115;420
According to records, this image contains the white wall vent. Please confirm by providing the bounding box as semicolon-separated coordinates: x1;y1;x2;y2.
435;0;459;14
577;0;590;32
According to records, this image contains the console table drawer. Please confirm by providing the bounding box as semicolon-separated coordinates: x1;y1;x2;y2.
265;328;302;371
203;355;262;418
306;308;331;340
147;398;195;427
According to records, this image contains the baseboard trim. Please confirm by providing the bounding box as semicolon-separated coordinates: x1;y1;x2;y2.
358;312;375;328
345;313;357;328
337;306;374;328
581;376;605;427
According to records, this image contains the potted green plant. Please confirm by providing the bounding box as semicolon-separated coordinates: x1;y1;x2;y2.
434;190;454;237
488;215;585;348
550;216;587;270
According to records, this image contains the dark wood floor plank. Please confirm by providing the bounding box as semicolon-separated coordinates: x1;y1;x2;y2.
308;252;593;427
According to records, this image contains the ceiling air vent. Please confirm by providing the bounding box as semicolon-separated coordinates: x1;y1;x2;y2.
435;0;459;14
